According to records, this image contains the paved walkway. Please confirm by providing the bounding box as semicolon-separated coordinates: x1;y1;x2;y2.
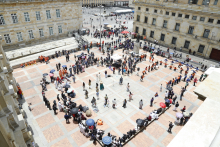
14;48;203;147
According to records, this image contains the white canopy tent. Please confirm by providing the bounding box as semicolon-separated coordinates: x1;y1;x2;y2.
204;67;220;75
111;54;122;61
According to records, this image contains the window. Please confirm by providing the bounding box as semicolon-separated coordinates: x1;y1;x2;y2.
58;25;62;34
185;15;189;19
16;32;23;42
160;34;165;41
142;28;146;35
200;17;205;21
154;9;157;13
49;27;53;35
214;0;218;5
178;14;182;18
163;20;167;28
208;18;214;23
150;31;154;38
39;28;44;37
175;23;180;31
166;11;169;15
189;0;198;4
28;30;34;39
188;26;194;34
184;41;190;49
202;0;210;5
144;16;148;23
137;15;140;21
146;8;149;11
4;34;11;44
217;20;220;24
138;7;141;10
56;9;61;18
152;18;156;25
198;45;205;53
172;12;176;16
203;29;210;38
192;16;197;20
172;37;177;44
46;10;51;19
11;13;18;23
36;11;41;21
135;27;139;33
0;15;5;25
24;12;30;22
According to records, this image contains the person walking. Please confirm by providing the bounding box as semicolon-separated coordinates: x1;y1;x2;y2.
199;74;204;81
172;95;177;104
56;64;59;71
105;70;107;78
53;103;57;115
69;66;72;76
150;97;154;107
139;99;143;109
185;81;189;90
127;83;130;92
46;100;52;110
83;82;85;91
181;106;186;113
167;122;174;133
122;99;127;108
129;92;133;101
72;74;76;83
58;63;61;70
173;101;179;111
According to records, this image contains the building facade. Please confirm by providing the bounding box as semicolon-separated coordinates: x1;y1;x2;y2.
0;35;33;147
133;0;220;61
82;0;114;7
0;0;82;50
114;0;129;7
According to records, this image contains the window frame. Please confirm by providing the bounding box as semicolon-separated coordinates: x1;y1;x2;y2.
49;27;53;36
135;26;139;33
172;12;176;17
36;11;41;21
178;14;182;18
58;25;62;34
154;9;157;13
192;16;197;20
152;18;156;25
175;23;180;31
142;28;146;35
165;11;169;15
137;15;140;22
144;16;148;23
200;17;205;22
39;28;44;37
188;26;194;34
214;0;218;5
138;7;141;10
184;40;190;49
11;13;18;24
146;8;149;11
56;9;61;18
208;18;214;23
203;29;210;38
150;31;154;38
198;45;205;53
163;20;167;28
160;33;165;41
46;10;51;19
185;14;190;19
0;14;5;25
172;37;177;45
16;32;23;42
24;12;30;22
28;30;34;39
4;34;11;44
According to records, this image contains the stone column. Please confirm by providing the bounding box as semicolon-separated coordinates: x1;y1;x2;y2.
133;42;140;54
0;91;12;114
0;35;10;68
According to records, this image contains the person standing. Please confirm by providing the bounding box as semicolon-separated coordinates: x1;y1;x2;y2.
173;101;179;111
181;106;186;113
69;66;72;76
89;79;91;89
105;70;107;78
167;122;174;133
193;77;198;86
160;84;162;92
199;74;203;81
58;63;61;70
150;97;154;107
129;92;133;101
127;83;130;92
96;74;99;83
46;100;52;110
122;99;127;108
185;81;189;89
56;64;59;71
83;82;85;91
139;100;143;109
64;113;70;123
98;72;101;81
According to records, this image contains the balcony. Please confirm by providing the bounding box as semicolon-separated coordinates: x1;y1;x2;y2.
7;113;19;131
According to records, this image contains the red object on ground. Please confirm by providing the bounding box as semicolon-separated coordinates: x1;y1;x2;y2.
160;102;166;108
169;99;172;104
121;31;129;34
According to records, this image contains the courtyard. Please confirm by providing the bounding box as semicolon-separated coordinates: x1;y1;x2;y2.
14;48;203;147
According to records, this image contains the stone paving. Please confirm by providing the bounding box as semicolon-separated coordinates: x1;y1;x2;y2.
14;48;204;147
